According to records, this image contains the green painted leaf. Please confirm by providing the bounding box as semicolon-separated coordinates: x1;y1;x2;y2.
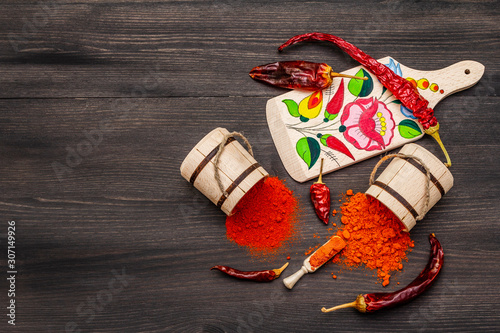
358;69;374;97
282;99;300;117
348;69;373;97
381;86;387;98
348;70;363;96
323;109;338;121
320;134;332;146
398;119;422;139
296;137;321;169
390;99;402;105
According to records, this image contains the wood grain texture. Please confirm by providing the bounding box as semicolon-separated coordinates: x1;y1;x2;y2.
0;0;499;332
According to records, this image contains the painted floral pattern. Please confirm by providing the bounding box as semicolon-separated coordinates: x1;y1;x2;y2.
283;91;323;122
385;58;416;119
340;97;395;151
282;58;426;169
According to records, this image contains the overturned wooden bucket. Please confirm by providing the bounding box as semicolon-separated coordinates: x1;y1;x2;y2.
366;143;454;232
180;128;269;215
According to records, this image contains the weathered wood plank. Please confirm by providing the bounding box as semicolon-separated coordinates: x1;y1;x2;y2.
0;1;498;98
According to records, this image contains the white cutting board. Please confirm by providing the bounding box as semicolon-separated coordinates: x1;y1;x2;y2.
266;57;484;182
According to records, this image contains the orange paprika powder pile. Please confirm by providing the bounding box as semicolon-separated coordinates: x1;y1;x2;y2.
334;192;414;286
226;177;299;257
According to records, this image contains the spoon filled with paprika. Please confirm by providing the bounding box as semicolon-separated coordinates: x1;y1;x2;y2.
283;235;346;289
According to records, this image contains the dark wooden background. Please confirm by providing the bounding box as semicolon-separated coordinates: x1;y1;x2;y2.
1;0;499;332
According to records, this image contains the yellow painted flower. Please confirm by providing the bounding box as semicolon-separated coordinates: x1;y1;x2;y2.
298;91;323;121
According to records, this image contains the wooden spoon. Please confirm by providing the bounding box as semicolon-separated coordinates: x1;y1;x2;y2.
283;235;346;289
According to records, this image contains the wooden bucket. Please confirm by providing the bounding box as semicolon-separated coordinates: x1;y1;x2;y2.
180;128;269;215
365;143;454;232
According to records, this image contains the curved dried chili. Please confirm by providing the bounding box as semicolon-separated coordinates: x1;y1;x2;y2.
321;233;444;313
211;262;289;282
310;158;330;224
278;32;451;166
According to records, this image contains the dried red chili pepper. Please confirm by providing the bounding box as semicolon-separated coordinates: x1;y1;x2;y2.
249;60;366;91
321;233;444;313
310;158;330;224
211;262;289;282
278;32;451;167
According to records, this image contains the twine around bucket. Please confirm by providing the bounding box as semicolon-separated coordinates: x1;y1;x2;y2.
369;153;431;221
214;132;254;198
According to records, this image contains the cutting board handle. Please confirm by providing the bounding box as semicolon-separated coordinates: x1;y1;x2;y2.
412;60;485;108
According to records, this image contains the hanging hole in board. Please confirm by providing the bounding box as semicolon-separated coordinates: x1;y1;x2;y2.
465;69;470;74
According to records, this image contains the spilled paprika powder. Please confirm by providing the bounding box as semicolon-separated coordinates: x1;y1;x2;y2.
225;177;299;257
333;192;414;286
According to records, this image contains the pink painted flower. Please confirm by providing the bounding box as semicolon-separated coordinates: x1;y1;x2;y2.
340;97;395;151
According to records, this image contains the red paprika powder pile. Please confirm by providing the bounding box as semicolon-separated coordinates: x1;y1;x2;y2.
226;177;299;257
333;192;414;286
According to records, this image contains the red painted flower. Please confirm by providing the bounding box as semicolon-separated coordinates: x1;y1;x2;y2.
340;97;395;151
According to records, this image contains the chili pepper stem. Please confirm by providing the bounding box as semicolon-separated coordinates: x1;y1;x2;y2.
321;302;356;313
331;72;368;81
424;124;451;167
315;158;325;184
321;294;367;313
272;262;289;277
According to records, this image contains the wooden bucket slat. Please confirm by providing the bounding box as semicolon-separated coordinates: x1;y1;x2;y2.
409;167;454;222
220;187;246;216
220;167;268;215
180;128;233;184
400;144;450;182
180;147;201;184
190;127;227;155
216;141;259;181
368;189;414;229
193;128;230;158
387;163;429;214
366;143;453;232
375;157;408;186
236;166;268;194
193;155;234;204
180;127;269;216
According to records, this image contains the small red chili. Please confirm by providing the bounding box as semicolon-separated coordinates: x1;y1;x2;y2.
321;233;444;313
249;60;365;91
278;32;451;167
211;262;289;282
310;158;330;224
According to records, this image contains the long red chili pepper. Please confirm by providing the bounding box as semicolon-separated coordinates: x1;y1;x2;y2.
321;233;444;313
249;60;365;91
278;32;451;167
211;262;289;282
310;158;330;224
